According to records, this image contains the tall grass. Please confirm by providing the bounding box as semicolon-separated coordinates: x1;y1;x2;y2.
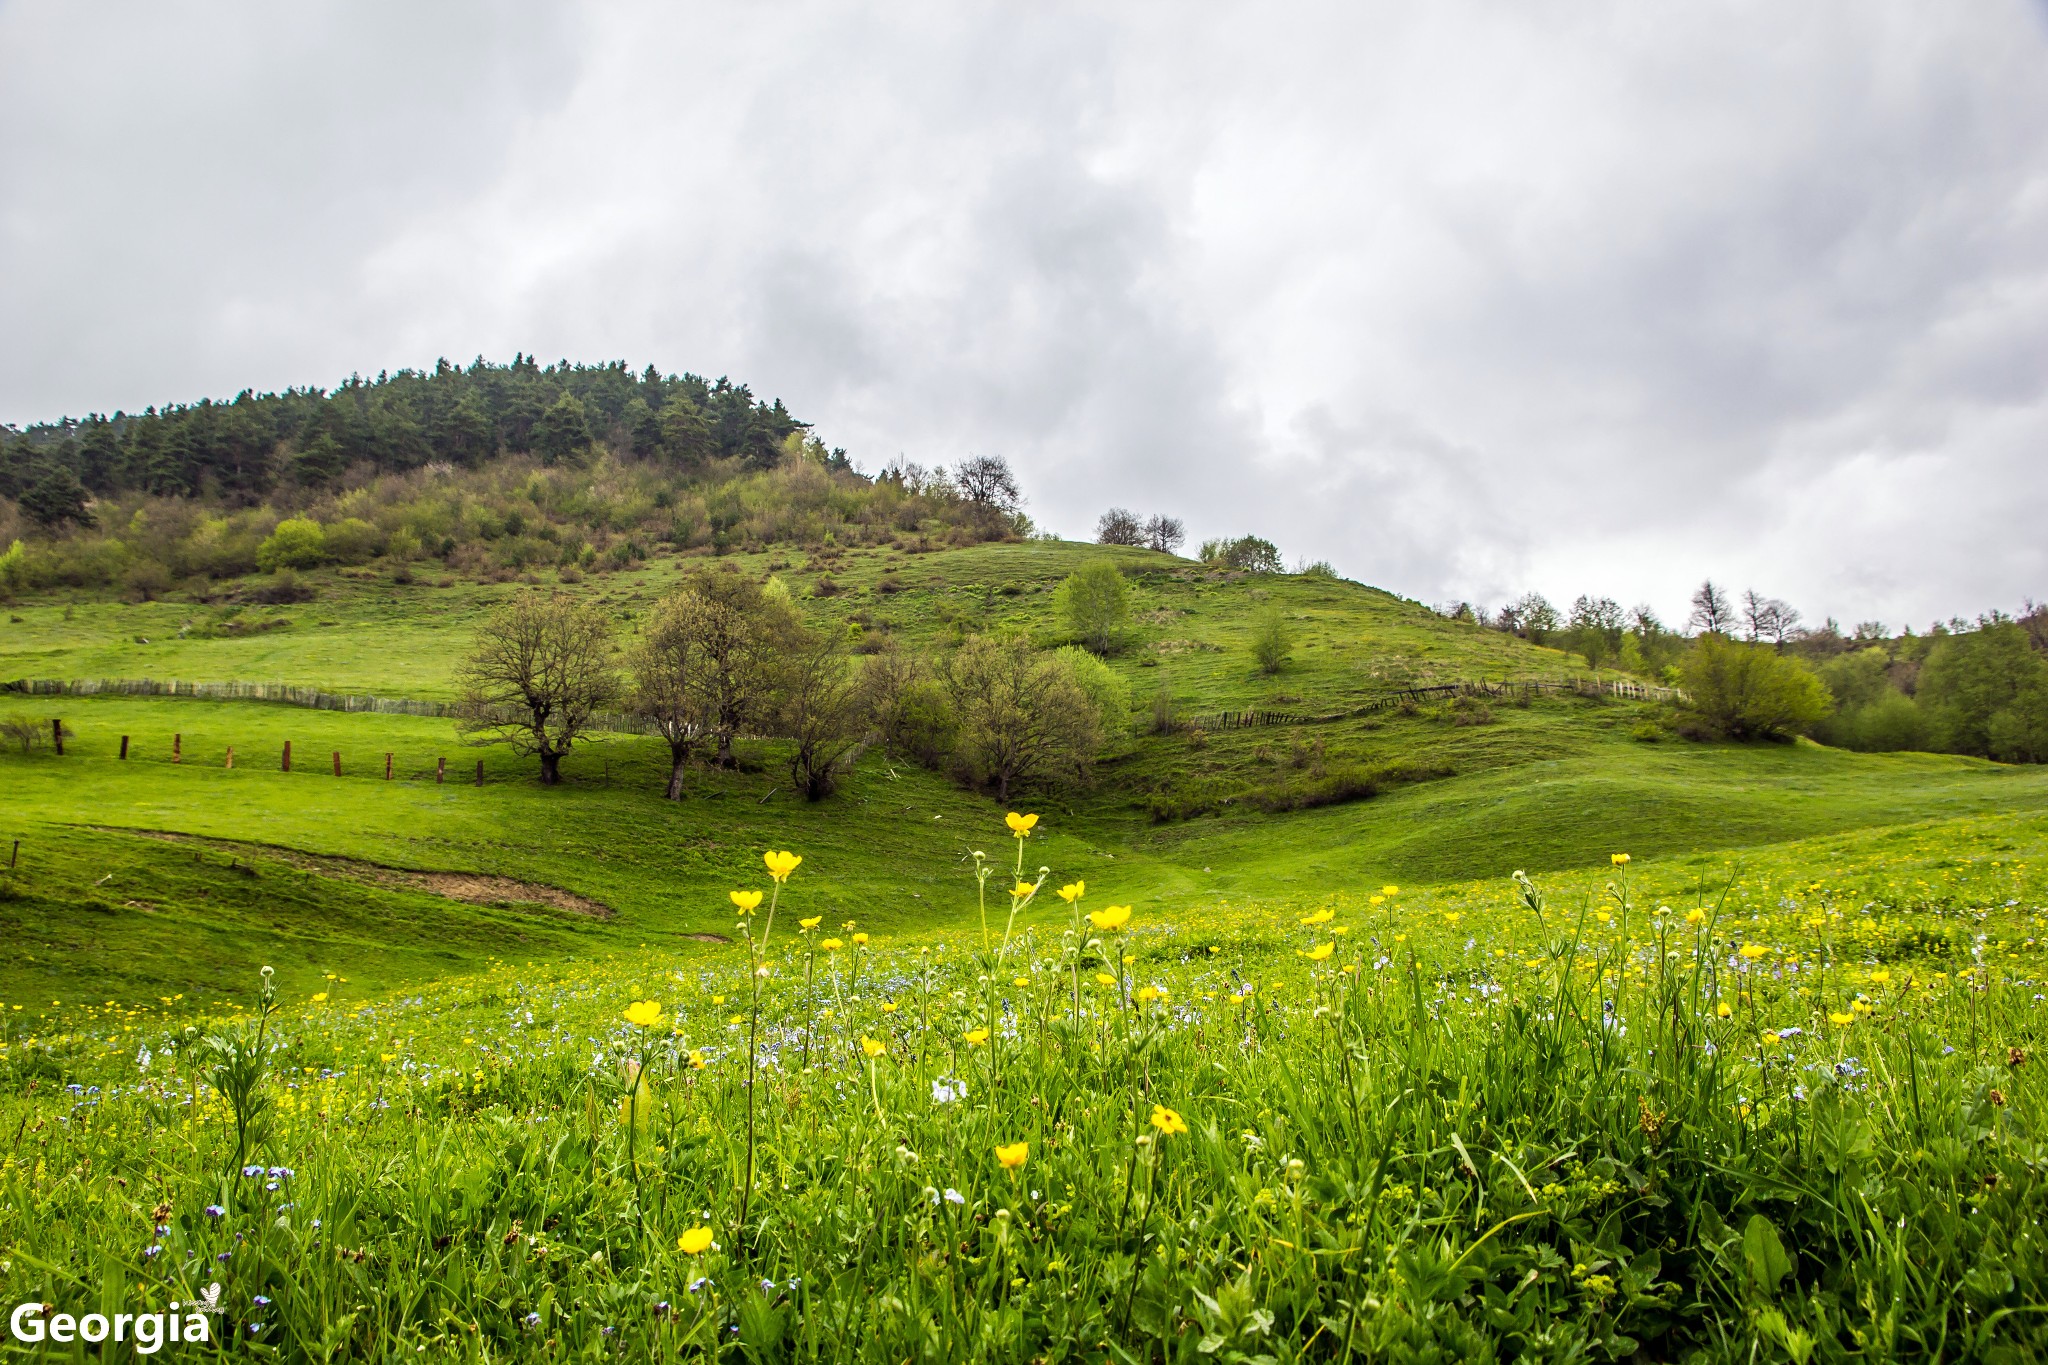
2;819;2044;1359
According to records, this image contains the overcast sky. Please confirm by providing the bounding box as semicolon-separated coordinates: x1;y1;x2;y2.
4;2;2045;630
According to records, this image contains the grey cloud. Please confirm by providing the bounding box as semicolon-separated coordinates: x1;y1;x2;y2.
3;1;2044;628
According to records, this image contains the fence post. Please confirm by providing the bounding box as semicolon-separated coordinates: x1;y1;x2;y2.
225;746;234;769
332;751;341;777
437;757;446;785
9;839;17;869
475;759;484;787
173;734;181;764
385;753;393;780
283;739;292;772
51;719;63;756
119;735;129;760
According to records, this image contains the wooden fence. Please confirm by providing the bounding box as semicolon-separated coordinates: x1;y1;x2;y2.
1182;676;1683;732
0;677;661;736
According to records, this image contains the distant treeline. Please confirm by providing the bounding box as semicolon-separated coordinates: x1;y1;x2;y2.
1453;580;2048;764
0;358;1033;599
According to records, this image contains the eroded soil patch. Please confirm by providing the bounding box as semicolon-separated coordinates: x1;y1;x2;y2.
83;826;620;921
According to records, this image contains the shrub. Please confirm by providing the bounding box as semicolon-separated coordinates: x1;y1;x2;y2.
1055;559;1129;655
1251;608;1293;675
248;568;316;604
1679;634;1831;740
1053;645;1132;741
256;517;328;571
322;517;383;564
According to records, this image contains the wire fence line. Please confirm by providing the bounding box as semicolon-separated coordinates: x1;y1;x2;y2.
7;672;1683;741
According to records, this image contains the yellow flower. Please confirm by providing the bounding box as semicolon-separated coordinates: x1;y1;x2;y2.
677;1227;714;1255
1088;905;1132;931
1761;1032;1782;1047
963;1028;991;1046
1380;885;1399;896
379;1052;397;1063
1714;1001;1731;1018
853;933;869;945
763;850;802;882
624;1000;663;1028
1013;975;1029;987
881;1001;898;1013
711;994;725;1006
1868;969;1892;985
1829;1012;1855;1026
799;916;823;930
1005;812;1038;836
688;1050;706;1069
731;890;764;913
1012;882;1037;899
1300;908;1334;926
861;1036;886;1058
1685;908;1706;925
1739;945;1769;960
1368;895;1385;906
1149;1103;1189;1136
1299;943;1334;962
1056;881;1085;903
1135;986;1160;1003
1095;972;1117;986
822;938;843;951
1611;853;1630;866
995;1141;1028;1170
310;992;328;1003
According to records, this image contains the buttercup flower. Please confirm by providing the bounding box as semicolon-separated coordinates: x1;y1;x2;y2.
1056;881;1085;903
1149;1104;1189;1136
1012;882;1037;899
731;890;764;913
1005;812;1038;837
764;850;802;882
1380;885;1400;896
1300;909;1334;926
1299;943;1334;962
677;1227;714;1255
963;1028;989;1046
853;933;869;945
799;916;822;930
861;1036;886;1057
822;938;843;951
623;1000;663;1028
995;1141;1028;1170
1611;853;1630;866
1088;905;1132;931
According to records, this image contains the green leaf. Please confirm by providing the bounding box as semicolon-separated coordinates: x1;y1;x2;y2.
1742;1214;1793;1296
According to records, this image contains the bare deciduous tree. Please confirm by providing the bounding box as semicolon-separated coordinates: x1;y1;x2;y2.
456;591;619;785
630;591;709;799
954;455;1023;516
769;624;867;800
1095;507;1144;546
1690;580;1732;636
1143;514;1185;554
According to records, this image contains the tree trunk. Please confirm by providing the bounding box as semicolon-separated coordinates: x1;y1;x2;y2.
666;744;688;800
539;751;562;785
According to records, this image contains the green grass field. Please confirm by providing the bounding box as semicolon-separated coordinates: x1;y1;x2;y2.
6;538;2048;1357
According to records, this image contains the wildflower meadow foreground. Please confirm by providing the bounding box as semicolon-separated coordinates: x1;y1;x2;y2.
5;815;2048;1361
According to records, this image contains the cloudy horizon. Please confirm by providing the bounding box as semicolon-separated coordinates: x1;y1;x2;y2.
4;1;2045;633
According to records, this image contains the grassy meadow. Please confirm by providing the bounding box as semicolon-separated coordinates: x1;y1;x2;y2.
4;539;2048;1358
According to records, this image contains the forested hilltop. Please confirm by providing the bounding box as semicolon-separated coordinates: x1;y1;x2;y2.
0;356;1028;595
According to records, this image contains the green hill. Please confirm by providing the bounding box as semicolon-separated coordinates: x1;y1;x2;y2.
7;537;2048;1011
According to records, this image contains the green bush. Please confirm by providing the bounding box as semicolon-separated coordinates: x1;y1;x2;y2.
1679;635;1831;740
322;517;383;564
256;517;328;571
1054;559;1129;655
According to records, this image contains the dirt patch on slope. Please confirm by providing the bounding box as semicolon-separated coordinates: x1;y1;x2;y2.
85;826;621;921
